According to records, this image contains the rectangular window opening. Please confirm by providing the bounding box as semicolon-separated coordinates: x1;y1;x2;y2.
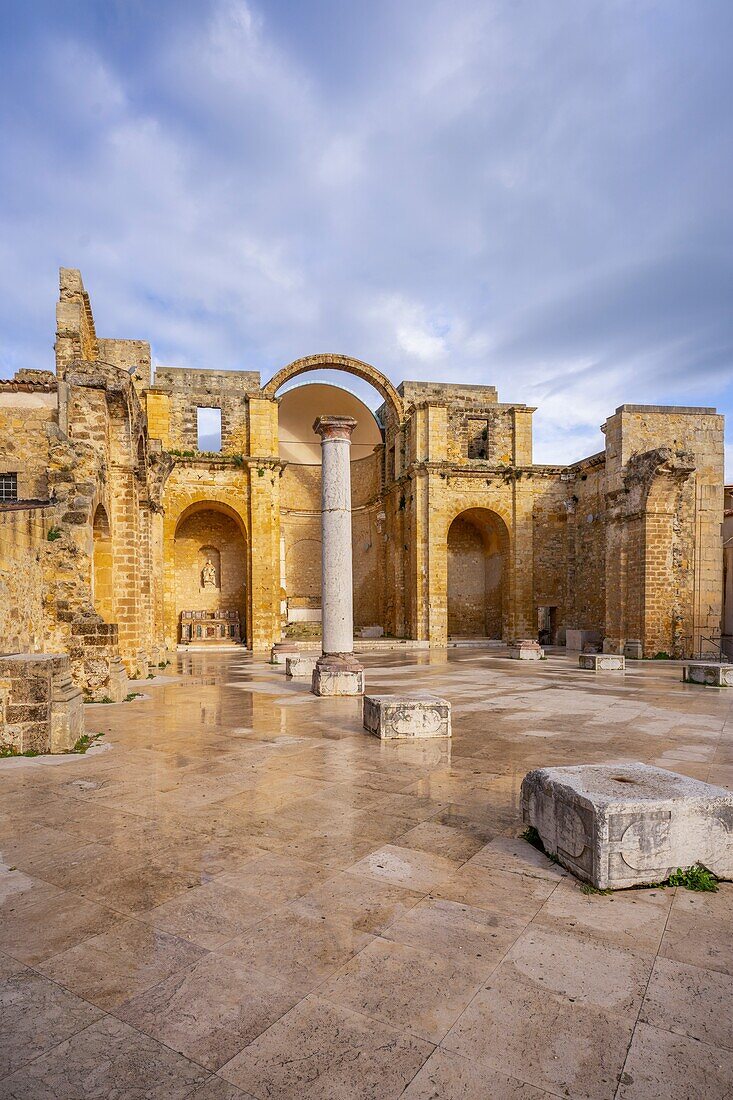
0;473;18;502
197;407;222;452
467;419;490;460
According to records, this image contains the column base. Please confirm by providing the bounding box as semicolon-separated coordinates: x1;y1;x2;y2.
271;642;299;666
311;654;365;697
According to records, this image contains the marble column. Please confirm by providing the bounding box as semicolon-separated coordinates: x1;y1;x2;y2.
311;415;365;696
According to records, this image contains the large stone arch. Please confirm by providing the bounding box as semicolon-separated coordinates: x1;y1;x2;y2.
262;354;404;427
163;493;250;648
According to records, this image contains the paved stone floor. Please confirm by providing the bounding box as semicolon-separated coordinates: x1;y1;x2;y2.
1;647;733;1099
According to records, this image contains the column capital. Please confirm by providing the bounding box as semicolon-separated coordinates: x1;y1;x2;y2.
313;415;357;441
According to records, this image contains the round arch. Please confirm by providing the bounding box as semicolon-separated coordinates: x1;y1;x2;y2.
262;354;404;427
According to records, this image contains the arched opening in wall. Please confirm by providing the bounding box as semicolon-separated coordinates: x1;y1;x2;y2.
173;504;248;645
92;504;114;623
447;508;509;639
276;381;385;637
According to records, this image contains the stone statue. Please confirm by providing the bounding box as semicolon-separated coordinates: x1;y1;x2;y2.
201;558;218;589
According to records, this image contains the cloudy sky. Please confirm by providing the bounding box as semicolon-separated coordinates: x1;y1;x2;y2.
1;0;731;469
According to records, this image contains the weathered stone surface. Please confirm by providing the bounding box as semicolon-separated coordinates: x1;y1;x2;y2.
684;662;733;687
0;653;83;753
522;763;733;889
363;695;451;740
507;640;544;661
311;656;364;697
623;639;644;660
579;653;626;671
566;629;601;652
285;654;317;681
270;643;298;666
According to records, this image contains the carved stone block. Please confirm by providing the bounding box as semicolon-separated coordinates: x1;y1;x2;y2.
683;662;733;687
507;640;544;661
285;654;318;681
363;695;451;740
521;763;733;889
579;654;626;671
311;655;364;697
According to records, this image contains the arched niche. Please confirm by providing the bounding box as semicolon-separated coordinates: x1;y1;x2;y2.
447;508;510;639
92;504;114;623
173;503;248;642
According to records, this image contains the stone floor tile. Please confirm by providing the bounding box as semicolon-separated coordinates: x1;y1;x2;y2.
346;843;462;892
0;1015;210;1099
186;1078;255;1099
218;994;432;1099
442;966;634;1100
216;905;373;988
616;1022;733;1099
504;925;653;1019
660;909;733;976
381;896;525;971
37;917;208;1010
640;957;733;1050
143;880;273;949
533;877;672;954
319;936;487;1043
0;870;122;965
291;870;424;934
0;951;104;1078
467;835;567;881
214;850;331;903
397;820;490;862
400;1048;552;1099
116;953;305;1070
433;863;557;918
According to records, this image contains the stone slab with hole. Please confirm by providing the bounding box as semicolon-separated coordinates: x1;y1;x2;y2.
521;762;733;890
683;662;733;687
363;695;452;740
579;653;625;671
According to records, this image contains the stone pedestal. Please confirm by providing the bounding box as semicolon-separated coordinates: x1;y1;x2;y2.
271;642;298;666
507;640;544;661
522;763;733;890
312;654;364;697
579;653;626;671
363;695;451;740
0;654;84;754
623;639;643;660
285;654;318;681
311;415;364;698
684;662;733;687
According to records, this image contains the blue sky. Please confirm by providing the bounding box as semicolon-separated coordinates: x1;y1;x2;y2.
1;0;732;471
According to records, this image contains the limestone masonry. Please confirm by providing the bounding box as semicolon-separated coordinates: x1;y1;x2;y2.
0;268;727;734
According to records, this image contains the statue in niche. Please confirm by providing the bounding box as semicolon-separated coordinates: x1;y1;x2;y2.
201;557;219;589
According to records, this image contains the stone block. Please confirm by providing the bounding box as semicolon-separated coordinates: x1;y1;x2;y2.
521;763;733;889
507;640;544;661
363;695;451;740
579;654;626;671
0;653;83;753
683;662;733;687
359;625;384;639
270;642;299;666
311;655;364;697
285;654;317;681
624;639;643;660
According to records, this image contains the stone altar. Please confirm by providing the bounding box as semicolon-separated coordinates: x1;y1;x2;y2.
508;639;544;660
683;662;733;687
180;610;240;644
363;695;452;740
522;762;733;889
579;653;626;671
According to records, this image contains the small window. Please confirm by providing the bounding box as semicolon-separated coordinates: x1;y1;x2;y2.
467;419;489;460
197;407;222;452
0;473;18;501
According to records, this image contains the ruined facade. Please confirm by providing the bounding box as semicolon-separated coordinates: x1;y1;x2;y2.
0;269;726;719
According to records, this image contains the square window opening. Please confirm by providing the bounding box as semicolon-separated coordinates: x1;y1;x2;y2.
0;472;18;502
